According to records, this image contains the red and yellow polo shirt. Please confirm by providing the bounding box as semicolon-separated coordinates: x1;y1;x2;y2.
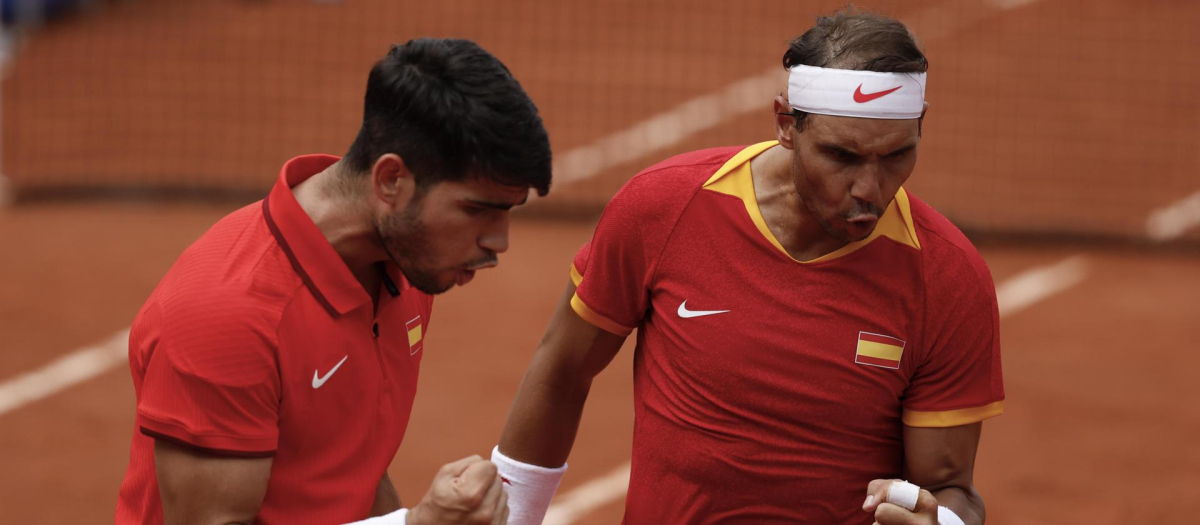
571;142;1004;524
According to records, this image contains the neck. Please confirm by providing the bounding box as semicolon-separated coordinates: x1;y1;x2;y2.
751;145;849;261
292;161;387;287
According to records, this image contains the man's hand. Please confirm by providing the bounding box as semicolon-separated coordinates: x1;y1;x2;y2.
863;479;938;525
407;455;508;525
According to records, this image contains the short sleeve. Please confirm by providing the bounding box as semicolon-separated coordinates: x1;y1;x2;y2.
568;154;722;336
902;253;1005;427
570;183;667;336
135;303;281;456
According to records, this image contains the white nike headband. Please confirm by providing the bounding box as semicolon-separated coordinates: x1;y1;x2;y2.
787;65;926;119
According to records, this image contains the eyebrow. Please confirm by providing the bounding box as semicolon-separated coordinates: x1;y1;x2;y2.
885;144;916;157
818;144;863;159
817;143;916;158
466;197;528;211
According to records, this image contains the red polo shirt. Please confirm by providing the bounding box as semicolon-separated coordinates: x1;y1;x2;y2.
116;155;433;524
570;142;1003;523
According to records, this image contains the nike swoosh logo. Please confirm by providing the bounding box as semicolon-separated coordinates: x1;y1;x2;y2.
677;300;730;319
312;355;348;389
853;84;902;103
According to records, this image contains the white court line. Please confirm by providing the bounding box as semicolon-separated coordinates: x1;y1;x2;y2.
1145;191;1200;241
0;329;129;417
996;255;1088;317
541;253;1088;523
552;69;782;186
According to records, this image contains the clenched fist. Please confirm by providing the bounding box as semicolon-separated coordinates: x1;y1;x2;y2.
408;456;509;525
862;479;938;525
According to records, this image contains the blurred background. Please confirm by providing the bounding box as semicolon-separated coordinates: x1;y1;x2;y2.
0;0;1196;523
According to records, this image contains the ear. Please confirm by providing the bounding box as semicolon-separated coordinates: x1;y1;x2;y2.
773;95;797;150
371;153;416;210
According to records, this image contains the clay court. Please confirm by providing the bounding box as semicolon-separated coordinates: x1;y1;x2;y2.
1;0;1198;523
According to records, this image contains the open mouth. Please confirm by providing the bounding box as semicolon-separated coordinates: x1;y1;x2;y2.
845;215;878;237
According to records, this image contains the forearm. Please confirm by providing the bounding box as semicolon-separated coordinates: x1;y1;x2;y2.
902;423;986;524
498;357;593;467
493;364;584;525
932;485;984;525
500;279;626;468
369;474;402;517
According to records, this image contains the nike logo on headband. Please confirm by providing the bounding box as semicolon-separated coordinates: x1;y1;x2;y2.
853;84;902;103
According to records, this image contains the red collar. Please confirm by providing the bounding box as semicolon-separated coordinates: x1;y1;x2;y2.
262;155;404;315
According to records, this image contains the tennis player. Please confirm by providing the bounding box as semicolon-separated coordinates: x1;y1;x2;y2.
114;38;550;525
494;11;1003;525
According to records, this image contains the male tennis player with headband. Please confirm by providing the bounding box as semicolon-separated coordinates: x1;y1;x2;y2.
493;10;1003;525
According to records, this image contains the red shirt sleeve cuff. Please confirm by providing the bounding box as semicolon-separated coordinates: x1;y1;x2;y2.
137;412;277;458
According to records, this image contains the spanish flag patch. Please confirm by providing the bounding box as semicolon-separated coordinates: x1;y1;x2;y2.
855;331;905;369
406;315;423;356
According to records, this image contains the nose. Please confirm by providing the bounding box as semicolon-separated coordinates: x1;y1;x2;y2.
478;213;510;254
849;165;883;207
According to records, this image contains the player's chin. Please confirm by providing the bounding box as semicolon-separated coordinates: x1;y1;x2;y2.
406;270;458;295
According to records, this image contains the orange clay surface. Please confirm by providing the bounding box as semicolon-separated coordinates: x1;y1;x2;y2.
0;204;1197;524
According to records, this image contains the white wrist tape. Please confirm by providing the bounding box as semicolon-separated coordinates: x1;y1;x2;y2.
883;481;967;525
491;446;567;525
885;480;920;511
342;507;407;524
938;505;966;525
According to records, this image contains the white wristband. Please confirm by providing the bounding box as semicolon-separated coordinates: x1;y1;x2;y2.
491;446;567;525
938;505;966;525
342;507;407;524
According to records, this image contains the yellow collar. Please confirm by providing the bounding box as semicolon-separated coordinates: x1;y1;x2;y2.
702;141;920;263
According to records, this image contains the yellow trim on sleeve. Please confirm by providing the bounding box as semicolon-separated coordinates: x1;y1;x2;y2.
902;400;1004;428
570;293;634;336
569;264;584;287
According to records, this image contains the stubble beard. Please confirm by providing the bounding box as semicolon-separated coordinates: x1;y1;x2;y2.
376;205;454;295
